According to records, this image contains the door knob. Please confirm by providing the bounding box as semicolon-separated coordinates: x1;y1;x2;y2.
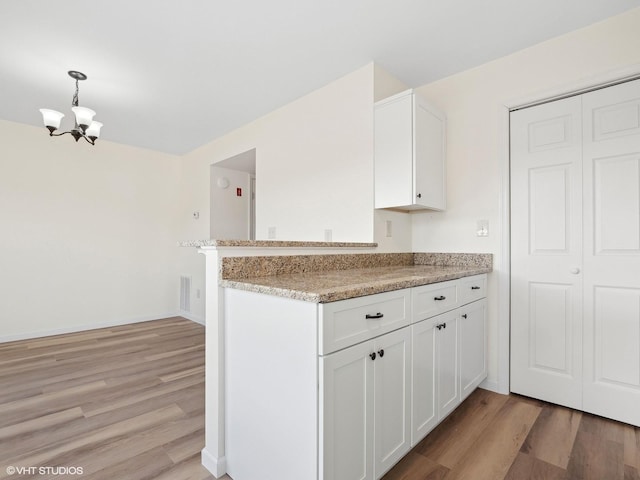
570;267;580;274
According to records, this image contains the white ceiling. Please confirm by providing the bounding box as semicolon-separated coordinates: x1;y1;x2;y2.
1;1;637;155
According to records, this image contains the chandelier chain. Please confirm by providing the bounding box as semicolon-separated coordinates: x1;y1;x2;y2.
72;79;80;107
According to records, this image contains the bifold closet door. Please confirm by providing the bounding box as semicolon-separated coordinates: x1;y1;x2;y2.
510;96;584;410
582;79;640;426
511;78;640;427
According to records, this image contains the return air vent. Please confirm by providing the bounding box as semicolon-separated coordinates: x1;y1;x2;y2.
180;275;191;313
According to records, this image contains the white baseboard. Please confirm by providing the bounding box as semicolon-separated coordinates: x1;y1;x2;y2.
480;379;507;395
0;312;185;344
201;448;226;478
180;311;205;326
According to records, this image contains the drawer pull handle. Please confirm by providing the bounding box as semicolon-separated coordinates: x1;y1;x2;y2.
378;349;385;358
434;296;446;301
462;314;467;319
370;352;377;361
471;286;481;290
443;322;447;329
366;312;384;319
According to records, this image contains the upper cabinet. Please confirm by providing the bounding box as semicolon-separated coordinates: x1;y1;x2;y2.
374;89;446;211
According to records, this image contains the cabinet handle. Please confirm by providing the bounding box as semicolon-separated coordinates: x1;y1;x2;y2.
461;314;467;319
416;193;422;199
436;324;442;330
378;349;384;358
471;286;481;290
434;296;446;301
365;312;384;319
443;322;447;329
369;352;376;361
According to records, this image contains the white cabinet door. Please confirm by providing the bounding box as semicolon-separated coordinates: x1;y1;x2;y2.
510;96;584;410
374;89;445;211
582;79;640;426
320;340;374;480
414;96;446;210
436;310;460;420
373;327;411;477
374;91;413;209
459;299;487;400
411;317;438;445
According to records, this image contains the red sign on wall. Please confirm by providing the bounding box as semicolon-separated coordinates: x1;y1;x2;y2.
236;188;242;196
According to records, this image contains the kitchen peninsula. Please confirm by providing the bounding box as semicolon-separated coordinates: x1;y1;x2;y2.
184;241;491;479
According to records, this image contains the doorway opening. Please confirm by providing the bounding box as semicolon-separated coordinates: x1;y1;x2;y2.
210;148;256;240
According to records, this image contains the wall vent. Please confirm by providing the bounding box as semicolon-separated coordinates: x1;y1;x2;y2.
180;275;192;313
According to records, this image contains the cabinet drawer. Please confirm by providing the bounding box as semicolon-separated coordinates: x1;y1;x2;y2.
319;289;410;355
412;280;458;322
459;274;487;305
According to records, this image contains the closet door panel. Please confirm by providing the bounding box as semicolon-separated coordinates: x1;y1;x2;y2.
510;96;584;409
583;79;640;427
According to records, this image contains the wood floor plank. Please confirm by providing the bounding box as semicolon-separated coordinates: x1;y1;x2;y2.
164;428;207;464
504;452;566;480
519;403;582;469
49;414;205;477
566;413;625;480
626;465;640;480
382;451;449;480
440;396;541;480
416;388;509;469
0;407;84;440
0;405;185;478
79;446;174;480
153;453;218;480
625;425;640;469
81;374;203;417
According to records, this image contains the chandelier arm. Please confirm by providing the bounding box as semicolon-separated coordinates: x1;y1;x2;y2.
81;135;95;146
49;130;73;138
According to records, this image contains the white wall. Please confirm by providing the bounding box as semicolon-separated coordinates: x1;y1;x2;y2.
412;7;640;391
210;166;251;240
181;64;376;244
177;63;415;321
0;119;182;340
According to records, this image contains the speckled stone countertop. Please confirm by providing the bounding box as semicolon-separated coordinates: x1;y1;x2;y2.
220;253;492;303
179;239;378;248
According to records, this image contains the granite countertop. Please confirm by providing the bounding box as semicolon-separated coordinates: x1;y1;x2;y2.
220;263;491;303
179;239;378;248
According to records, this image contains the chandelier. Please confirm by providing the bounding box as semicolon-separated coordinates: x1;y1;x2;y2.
39;70;103;145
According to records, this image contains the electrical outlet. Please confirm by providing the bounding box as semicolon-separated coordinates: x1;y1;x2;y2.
268;227;276;239
385;220;393;238
477;219;489;237
324;229;332;242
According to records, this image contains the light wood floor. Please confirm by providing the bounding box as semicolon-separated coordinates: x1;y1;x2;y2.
0;317;214;480
2;319;639;480
383;388;640;480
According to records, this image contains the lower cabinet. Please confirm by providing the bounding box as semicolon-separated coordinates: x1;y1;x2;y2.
460;299;487;401
320;327;411;480
411;309;459;445
224;274;488;480
411;298;487;446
